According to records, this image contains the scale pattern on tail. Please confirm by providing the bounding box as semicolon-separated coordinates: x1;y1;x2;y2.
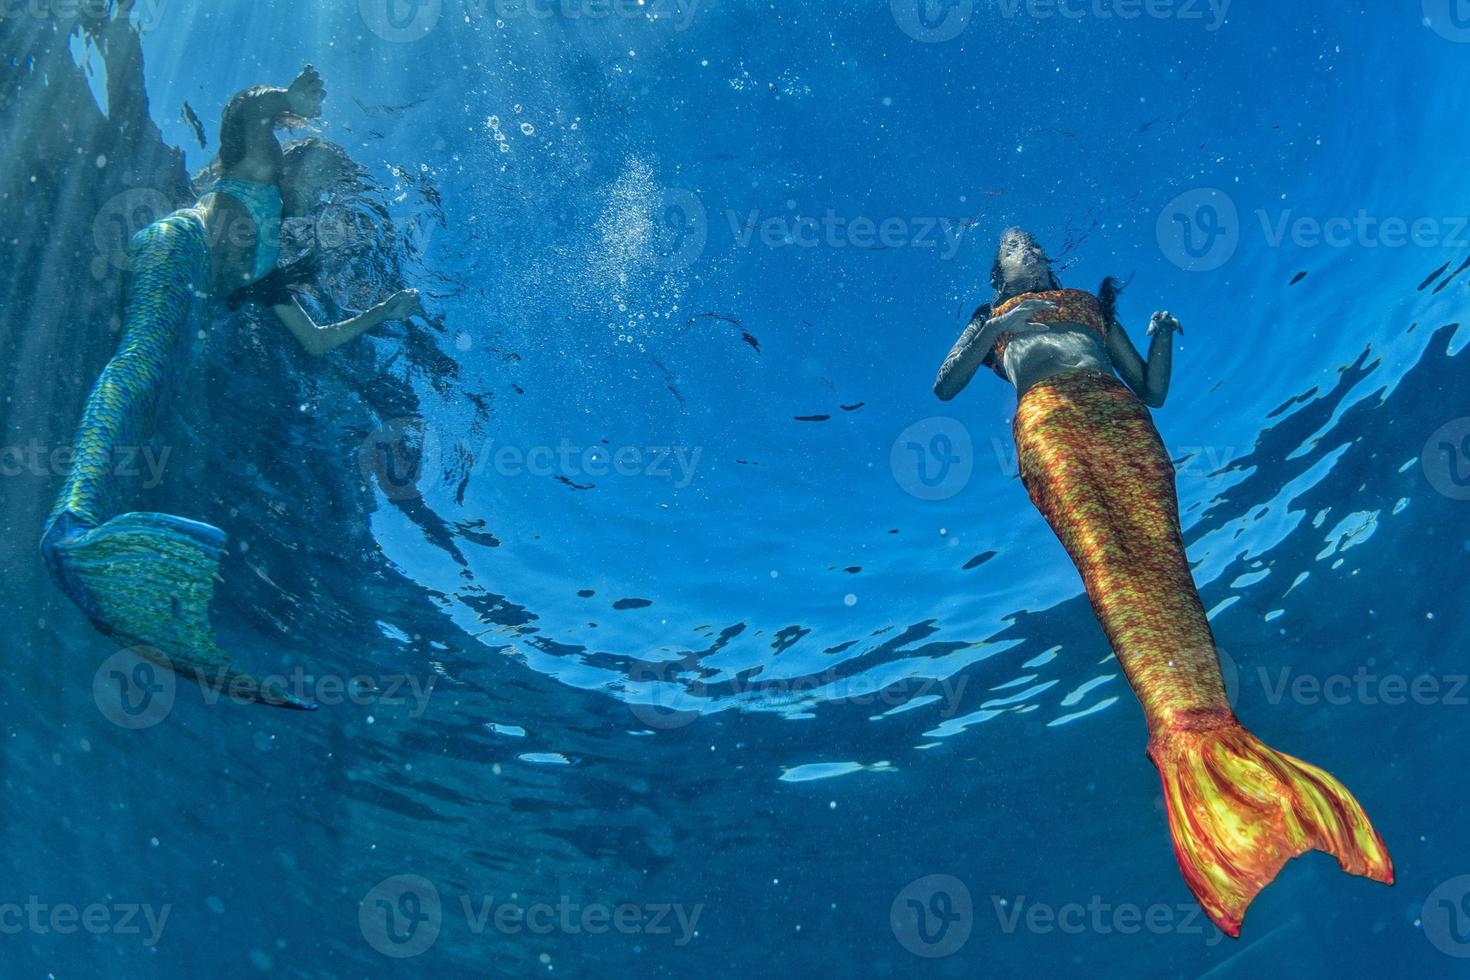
1001;293;1391;936
42;213;312;710
49;212;210;529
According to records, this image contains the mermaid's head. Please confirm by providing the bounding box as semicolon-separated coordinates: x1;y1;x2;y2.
217;86;306;176
990;227;1060;301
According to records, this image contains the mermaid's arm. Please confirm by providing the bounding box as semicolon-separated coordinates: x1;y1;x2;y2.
1106;311;1180;408
933;313;997;401
217;68;325;183
272;290;421;357
934;297;1057;400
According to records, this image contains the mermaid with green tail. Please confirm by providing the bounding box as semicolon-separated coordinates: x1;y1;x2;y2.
42;65;422;709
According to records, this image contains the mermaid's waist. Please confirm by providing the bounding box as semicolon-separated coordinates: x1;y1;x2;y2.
1016;367;1142;413
1001;331;1112;393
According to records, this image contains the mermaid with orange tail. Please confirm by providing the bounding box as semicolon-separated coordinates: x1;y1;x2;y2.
933;227;1392;937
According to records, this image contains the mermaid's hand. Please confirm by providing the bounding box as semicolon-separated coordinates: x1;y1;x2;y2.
989;297;1057;335
286;65;326;119
381;289;422;321
1148;310;1183;337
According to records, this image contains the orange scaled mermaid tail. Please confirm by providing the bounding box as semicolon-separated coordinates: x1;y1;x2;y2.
1011;362;1393;937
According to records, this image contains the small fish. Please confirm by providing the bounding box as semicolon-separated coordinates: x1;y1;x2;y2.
1432;255;1470;295
794;415;830;423
181;101;206;149
1289;271;1308;286
648;355;686;408
1418;261;1451;291
961;552;996;571
687;312;761;354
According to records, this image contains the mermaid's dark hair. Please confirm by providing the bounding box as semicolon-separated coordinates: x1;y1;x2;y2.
218;86;301;171
1096;273;1134;327
227;253;320;311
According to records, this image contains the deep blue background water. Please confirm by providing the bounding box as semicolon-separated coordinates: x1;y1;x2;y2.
3;1;1470;977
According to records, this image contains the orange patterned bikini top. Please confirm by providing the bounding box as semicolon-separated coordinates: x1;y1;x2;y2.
983;288;1111;379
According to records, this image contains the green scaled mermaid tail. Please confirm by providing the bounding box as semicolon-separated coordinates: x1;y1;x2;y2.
41;212;314;711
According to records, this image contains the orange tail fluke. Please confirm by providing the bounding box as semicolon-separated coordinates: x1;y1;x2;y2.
1148;712;1394;938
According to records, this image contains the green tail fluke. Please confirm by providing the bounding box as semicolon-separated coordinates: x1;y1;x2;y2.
42;212;313;712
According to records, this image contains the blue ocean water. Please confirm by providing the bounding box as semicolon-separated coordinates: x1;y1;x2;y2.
2;1;1470;976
